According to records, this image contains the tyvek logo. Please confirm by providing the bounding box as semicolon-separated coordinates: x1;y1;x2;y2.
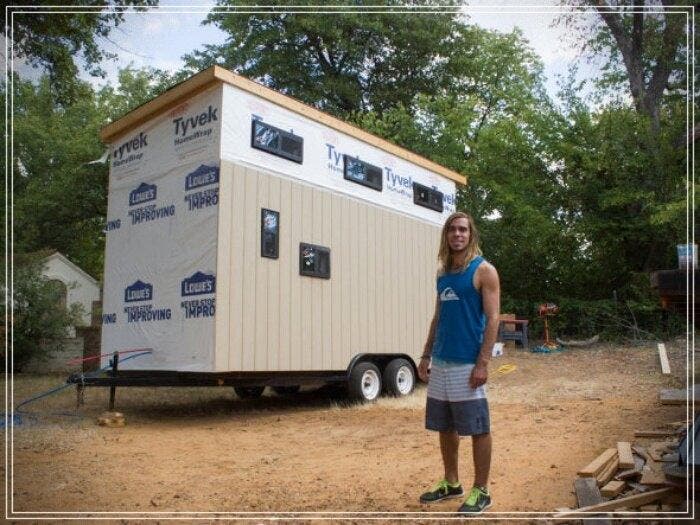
185;164;219;190
181;271;216;297
124;280;153;303
440;287;459;301
129;183;157;206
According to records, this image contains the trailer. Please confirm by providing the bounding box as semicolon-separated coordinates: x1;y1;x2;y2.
68;66;466;404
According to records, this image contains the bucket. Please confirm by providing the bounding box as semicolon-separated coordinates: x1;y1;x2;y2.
492;342;504;357
677;243;697;269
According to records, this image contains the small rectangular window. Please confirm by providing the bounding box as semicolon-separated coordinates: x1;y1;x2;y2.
413;182;444;213
343;155;382;191
251;119;303;163
299;243;330;279
261;209;279;259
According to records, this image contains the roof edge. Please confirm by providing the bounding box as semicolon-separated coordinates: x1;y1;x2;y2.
101;66;467;186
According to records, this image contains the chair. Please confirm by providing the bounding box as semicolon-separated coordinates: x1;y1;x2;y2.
497;318;529;350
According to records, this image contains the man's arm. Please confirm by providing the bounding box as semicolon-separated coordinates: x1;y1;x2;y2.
418;296;440;382
470;263;500;388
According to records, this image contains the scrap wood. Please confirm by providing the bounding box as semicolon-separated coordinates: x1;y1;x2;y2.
578;448;617;477
600;480;626;498
574;477;602;507
657;343;671;374
640;460;669;486
647;441;677;462
596;457;619;487
616;441;635;469
615;454;645;481
659;386;699;405
632;445;651;463
553;487;676;517
634;429;676;438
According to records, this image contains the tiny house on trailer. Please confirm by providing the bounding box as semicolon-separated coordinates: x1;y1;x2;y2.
73;66;466;402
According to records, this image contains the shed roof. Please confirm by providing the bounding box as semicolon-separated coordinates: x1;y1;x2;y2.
101;66;467;186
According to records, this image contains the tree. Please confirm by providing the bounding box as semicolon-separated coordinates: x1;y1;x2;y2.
560;1;692;134
3;252;83;372
184;0;462;117
3;0;158;104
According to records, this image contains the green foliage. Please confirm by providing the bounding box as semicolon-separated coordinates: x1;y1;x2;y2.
186;0;463;117
4;0;158;104
4;253;84;372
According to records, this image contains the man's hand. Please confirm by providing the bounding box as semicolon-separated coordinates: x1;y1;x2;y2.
469;362;488;389
418;357;430;382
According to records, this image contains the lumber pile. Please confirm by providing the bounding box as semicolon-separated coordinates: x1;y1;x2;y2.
556;423;691;520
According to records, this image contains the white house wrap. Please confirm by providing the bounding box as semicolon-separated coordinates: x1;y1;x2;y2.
100;66;466;376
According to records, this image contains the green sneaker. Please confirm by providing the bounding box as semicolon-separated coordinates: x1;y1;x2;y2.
457;486;492;514
419;479;464;503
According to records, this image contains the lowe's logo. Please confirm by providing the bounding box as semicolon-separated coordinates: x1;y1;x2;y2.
185;164;219;190
181;271;216;297
124;280;153;303
129;183;157;206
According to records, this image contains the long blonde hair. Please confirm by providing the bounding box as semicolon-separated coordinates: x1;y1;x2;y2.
437;212;482;274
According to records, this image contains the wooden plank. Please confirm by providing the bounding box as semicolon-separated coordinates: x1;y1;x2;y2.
640;460;669;485
553;487;676;517
615;454;645;481
578;448;617;477
634;429;677;438
659;392;686;405
600;480;626;498
632;445;651;463
575;477;603;507
648;441;677;462
657;343;671;374
596;457;619;487
617;441;635;469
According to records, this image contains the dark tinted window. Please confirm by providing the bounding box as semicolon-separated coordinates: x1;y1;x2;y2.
413;182;444;213
251;119;303;163
343;155;382;191
299;243;330;279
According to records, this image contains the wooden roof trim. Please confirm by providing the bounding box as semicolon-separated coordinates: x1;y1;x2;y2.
101;65;467;186
100;67;219;143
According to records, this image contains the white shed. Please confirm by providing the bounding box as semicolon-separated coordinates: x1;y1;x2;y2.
97;66;466;400
41;251;99;327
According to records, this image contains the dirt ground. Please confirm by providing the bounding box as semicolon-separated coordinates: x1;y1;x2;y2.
4;339;695;520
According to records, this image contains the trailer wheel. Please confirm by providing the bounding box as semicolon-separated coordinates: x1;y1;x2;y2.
272;385;301;396
234;386;265;399
348;362;382;402
383;358;415;396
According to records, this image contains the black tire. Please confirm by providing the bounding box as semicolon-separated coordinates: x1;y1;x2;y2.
348;362;382;402
234;386;265;399
383;358;416;397
272;385;301;396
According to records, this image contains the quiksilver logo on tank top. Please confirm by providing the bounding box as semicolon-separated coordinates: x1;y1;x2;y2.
440;287;459;301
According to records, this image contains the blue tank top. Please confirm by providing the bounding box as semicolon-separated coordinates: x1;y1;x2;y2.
432;256;485;363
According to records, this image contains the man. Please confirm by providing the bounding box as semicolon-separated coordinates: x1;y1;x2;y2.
417;211;500;515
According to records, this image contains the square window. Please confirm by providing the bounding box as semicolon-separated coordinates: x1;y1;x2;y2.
299;243;330;279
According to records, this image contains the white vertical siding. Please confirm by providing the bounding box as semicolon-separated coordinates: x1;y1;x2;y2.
217;161;441;371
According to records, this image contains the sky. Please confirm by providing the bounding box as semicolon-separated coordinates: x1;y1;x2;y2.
79;1;604;100
9;1;606;102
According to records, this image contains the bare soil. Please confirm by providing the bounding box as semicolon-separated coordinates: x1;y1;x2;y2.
4;340;695;520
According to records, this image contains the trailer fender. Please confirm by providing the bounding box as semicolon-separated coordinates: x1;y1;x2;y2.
345;353;417;380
